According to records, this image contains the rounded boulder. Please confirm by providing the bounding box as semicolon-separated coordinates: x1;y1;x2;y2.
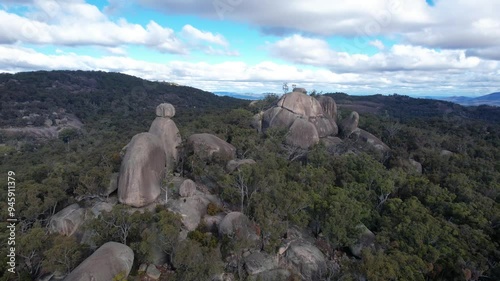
155;103;175;118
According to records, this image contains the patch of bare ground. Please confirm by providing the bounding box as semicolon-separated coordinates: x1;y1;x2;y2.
0;114;83;139
337;101;384;114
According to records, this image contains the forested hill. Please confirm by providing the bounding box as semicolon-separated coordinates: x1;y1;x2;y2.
0;70;246;128
327;92;500;124
1;71;499;281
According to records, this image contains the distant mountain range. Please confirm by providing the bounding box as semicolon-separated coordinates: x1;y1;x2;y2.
424;92;500;107
213;91;261;100
216;91;500;107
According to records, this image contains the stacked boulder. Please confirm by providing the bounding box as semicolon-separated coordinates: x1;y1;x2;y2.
118;103;183;208
260;89;338;149
149;103;182;171
256;89;390;153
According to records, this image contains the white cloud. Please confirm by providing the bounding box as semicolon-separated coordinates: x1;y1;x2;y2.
139;0;500;55
181;24;228;46
369;40;385;50
269;34;483;72
0;1;188;54
0;45;498;96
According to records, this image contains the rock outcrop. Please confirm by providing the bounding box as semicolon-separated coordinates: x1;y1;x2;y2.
260;89;339;149
283;240;328;280
349;224;376;258
226;159;256;173
64;242;134;281
167;192;219;231
219;212;259;242
49;203;85;236
353;129;391;152
149;103;182;171
286;118;320;149
316;95;338;122
339;111;359;137
187;133;236;163
118;133;166;207
244;252;278;276
179;179;196;197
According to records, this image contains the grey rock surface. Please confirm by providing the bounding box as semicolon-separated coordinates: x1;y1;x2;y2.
118;133;166;207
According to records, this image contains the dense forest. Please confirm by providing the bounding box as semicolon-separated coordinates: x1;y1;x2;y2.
0;71;499;281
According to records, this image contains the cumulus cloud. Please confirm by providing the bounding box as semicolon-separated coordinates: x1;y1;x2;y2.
0;0;234;56
138;0;500;54
1;45;498;96
181;24;228;46
269;34;483;72
369;40;385;50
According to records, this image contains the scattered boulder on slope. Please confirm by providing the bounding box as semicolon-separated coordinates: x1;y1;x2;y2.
168;192;219;231
354;129;391;153
226;159;256;173
219;212;259;242
409;159;423;174
118;132;166;207
187;133;236;163
49;203;85;236
244;251;278;276
64;242;134;281
349;224;376;258
283;240;328;280
105;172;119;196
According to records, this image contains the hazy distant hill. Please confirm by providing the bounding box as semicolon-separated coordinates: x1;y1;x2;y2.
435;92;500;106
213;91;260;100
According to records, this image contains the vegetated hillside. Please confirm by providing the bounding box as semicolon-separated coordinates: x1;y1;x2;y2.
0;70;246;137
0;74;499;281
327;92;500;124
440;92;500;107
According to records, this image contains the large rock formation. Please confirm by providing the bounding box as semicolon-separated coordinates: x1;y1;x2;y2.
260;89;338;149
118;133;166;207
149;103;182;172
49;203;85;236
64;242;134;281
187;133;236;163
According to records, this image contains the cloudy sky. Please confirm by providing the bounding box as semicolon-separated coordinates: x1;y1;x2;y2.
0;0;499;96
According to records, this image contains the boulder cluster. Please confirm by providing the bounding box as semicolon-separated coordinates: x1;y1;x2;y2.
56;97;385;280
254;88;390;153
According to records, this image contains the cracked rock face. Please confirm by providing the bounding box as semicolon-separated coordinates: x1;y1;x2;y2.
261;90;338;149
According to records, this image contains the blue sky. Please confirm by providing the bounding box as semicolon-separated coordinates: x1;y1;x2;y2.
0;0;499;97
